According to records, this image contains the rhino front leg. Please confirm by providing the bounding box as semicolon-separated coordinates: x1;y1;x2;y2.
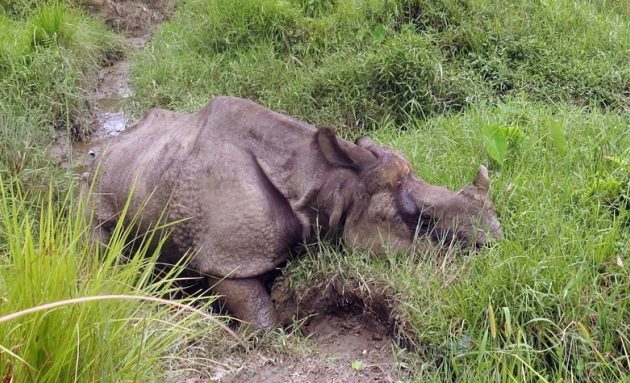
209;276;279;331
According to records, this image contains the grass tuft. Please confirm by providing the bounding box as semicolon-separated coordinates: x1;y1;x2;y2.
0;175;229;382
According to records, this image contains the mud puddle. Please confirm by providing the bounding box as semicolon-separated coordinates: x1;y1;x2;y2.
62;48;133;175
90;61;131;137
51;1;171;171
85;36;146;143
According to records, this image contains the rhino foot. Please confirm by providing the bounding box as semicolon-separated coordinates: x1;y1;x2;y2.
210;276;279;331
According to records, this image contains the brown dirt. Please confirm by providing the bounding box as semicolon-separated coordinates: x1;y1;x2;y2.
222;314;400;383
169;312;406;383
166;276;412;383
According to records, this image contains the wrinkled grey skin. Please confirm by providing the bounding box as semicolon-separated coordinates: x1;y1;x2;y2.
88;96;502;330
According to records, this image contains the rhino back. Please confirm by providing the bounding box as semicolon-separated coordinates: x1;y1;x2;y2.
93;107;196;229
94;97;312;278
170;98;312;277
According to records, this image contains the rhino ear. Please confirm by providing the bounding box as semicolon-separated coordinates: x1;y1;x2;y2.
316;128;377;169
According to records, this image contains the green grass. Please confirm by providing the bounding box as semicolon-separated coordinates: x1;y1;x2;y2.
0;174;232;382
131;0;630;129
280;100;629;381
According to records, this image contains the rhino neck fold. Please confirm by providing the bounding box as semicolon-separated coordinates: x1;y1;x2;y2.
251;144;360;244
251;150;346;243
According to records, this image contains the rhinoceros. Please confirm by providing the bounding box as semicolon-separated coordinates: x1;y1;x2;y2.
88;96;501;330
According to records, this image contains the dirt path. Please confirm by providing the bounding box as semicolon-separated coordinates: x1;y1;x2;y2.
70;2;170;164
208;314;400;383
171;277;408;382
68;3;405;381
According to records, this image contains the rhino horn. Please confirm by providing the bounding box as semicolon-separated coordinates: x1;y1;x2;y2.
465;164;493;203
473;165;490;192
316;128;377;169
398;176;434;217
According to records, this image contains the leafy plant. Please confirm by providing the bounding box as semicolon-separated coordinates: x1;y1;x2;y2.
29;4;72;49
483;123;508;166
351;360;365;371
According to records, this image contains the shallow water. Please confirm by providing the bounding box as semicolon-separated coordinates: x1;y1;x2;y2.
88;61;133;140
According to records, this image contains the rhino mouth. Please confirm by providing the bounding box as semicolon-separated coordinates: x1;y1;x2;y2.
399;209;496;252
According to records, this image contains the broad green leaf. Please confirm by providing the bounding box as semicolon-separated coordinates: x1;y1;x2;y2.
372;24;385;43
483;123;508;165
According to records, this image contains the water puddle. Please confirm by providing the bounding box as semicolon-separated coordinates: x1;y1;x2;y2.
59;58;134;173
89;60;132;140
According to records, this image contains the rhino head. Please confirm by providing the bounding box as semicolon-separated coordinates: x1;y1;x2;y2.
316;128;502;254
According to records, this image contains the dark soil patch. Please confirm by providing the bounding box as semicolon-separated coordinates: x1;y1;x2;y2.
80;0;173;37
272;273;416;349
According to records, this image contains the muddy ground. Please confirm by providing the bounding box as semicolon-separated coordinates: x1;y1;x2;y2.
165;273;410;382
63;2;409;382
176;313;404;383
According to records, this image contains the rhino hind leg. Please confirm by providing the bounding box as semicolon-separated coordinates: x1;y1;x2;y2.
209;276;279;331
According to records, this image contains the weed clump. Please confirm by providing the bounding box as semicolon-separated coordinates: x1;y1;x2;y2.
580;155;630;222
29;4;73;48
0;175;227;382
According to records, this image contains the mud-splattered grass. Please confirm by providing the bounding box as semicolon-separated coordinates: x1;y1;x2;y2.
80;0;173;38
0;1;119;186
